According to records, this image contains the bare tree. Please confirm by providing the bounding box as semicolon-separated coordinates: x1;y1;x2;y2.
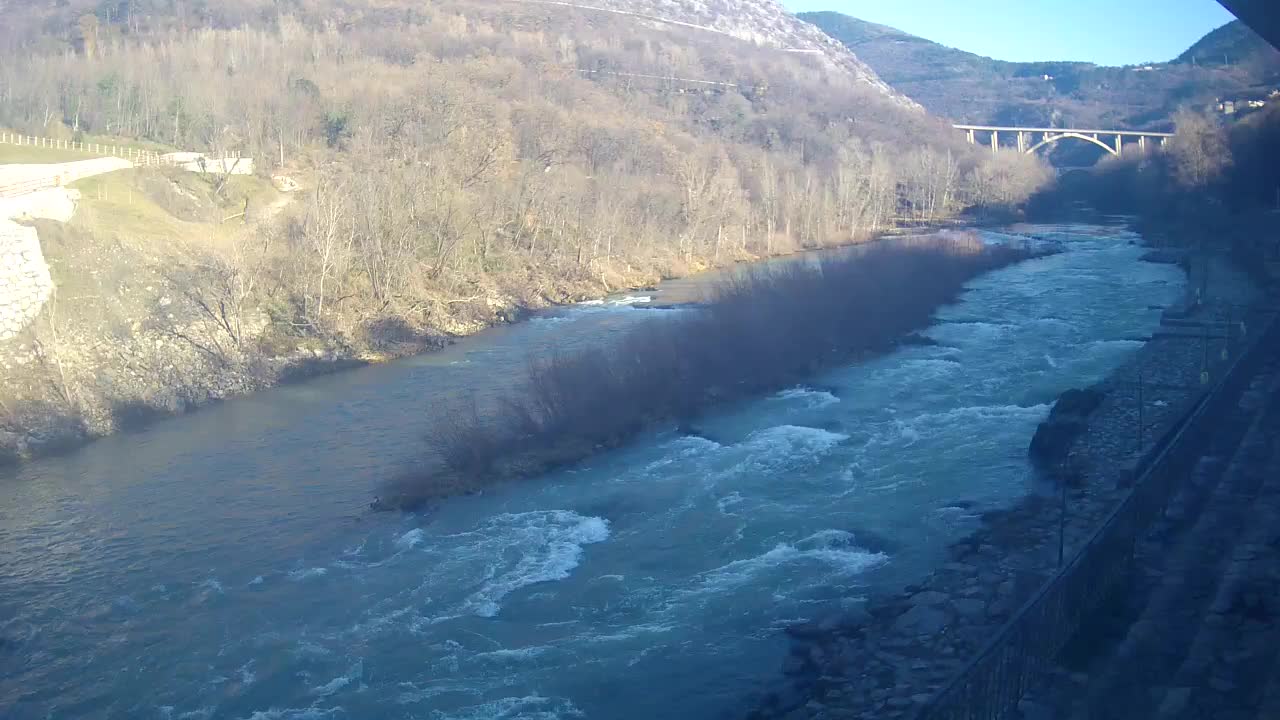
1167;108;1233;190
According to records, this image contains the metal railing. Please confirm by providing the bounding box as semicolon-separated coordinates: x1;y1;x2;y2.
913;308;1279;720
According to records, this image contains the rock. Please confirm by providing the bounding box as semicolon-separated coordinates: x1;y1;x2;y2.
1209;676;1237;692
782;655;809;676
1140;249;1188;264
1030;387;1107;467
1016;699;1054;720
910;590;950;606
893;605;948;636
1158;687;1192;716
952;599;986;618
1053;387;1106;417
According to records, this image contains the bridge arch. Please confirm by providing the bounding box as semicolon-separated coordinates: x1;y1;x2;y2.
1025;132;1119;157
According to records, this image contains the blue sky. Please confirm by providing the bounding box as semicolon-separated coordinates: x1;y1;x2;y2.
782;0;1238;66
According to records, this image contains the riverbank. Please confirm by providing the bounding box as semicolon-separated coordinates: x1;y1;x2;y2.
0;208;1021;472
750;226;1274;719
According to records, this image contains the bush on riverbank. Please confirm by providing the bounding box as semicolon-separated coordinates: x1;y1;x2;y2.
385;236;1046;508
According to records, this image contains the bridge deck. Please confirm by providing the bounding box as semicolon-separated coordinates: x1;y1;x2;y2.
953;124;1174;137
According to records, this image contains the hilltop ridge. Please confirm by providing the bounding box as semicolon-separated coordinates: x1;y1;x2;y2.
801;13;1280;130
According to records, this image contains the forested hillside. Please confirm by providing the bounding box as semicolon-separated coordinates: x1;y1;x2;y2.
0;0;1050;461
802;13;1280;131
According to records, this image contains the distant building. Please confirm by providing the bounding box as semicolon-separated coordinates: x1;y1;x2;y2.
1247;100;1267;109
1219;100;1237;115
1042;74;1054;81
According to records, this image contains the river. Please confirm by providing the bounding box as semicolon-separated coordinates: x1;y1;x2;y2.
0;224;1184;720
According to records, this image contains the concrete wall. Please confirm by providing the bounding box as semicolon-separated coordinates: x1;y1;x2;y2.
0;219;53;342
0;186;80;343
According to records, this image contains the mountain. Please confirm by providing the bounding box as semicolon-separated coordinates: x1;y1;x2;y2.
801;13;1280;130
1175;19;1277;66
533;0;921;108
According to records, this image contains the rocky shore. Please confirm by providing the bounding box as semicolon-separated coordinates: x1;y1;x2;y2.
750;248;1272;720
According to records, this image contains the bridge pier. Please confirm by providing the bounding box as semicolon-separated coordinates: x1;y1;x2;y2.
1139;136;1147;154
990;130;998;154
1017;131;1027;153
1116;134;1123;157
967;129;975;145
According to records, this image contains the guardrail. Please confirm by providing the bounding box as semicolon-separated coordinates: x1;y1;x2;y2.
913;307;1279;720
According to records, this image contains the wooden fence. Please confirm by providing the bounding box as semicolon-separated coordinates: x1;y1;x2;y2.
0;132;167;165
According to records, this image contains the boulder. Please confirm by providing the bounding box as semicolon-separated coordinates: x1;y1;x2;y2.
1029;387;1106;468
893;604;949;636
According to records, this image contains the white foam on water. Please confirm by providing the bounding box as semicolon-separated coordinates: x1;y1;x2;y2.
476;646;550;662
288;567;328;581
248;576;264;586
717;491;745;515
583;622;676;643
432;695;584;720
396;528;427;549
610;295;651;306
862;404;1050;453
192;579;225;603
576;299;606;306
347;605;414;637
241;708;342;720
461;511;610;618
642;435;722;474
774;387;840;409
293;641;332;658
528;314;575;326
722;425;849;476
312;659;362;697
239;660;257;685
862;357;960;388
693;530;887;595
1088;338;1145;353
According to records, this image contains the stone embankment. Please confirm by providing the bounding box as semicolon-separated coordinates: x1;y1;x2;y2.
0;216;54;341
1018;356;1280;720
0;160;131;342
750;249;1275;720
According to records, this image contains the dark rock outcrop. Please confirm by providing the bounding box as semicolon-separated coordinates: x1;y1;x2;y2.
1029;387;1106;468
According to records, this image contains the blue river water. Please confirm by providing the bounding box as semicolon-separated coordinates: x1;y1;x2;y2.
0;225;1184;720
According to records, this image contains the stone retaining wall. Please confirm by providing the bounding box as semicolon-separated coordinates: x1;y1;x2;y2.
0;219;52;342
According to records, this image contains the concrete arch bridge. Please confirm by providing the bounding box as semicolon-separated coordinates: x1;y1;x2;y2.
954;125;1175;157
